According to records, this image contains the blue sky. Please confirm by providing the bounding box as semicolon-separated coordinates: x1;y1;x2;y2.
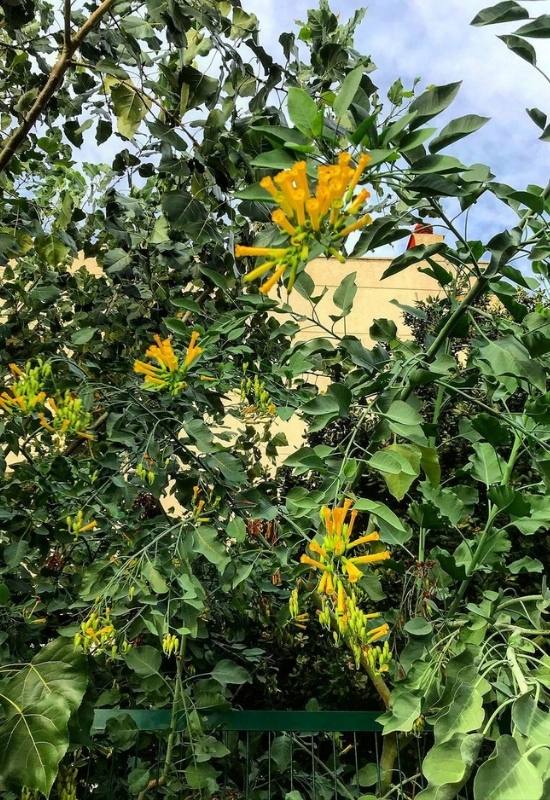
246;0;550;245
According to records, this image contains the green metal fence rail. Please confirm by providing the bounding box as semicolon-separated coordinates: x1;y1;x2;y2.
92;708;383;733
89;709;472;799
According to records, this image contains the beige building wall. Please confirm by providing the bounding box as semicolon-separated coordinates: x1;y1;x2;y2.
279;233;446;346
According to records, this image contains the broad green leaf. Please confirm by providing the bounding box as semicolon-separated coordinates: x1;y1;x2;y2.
409;82;462;129
433;685;485;743
211;659;250;685
378;687;422;734
382;400;427;445
234;182;273;201
473;735;544;800
250;148;297;169
71;327;97;345
418;734;483;800
430;115;490;152
125;646;162;677
0;695;70;797
0;639;87;796
2;638;87;713
287;87;319;137
469;442;505;485
354;498;411;545
422;733;483;787
333;66;363;116
109;81;150;139
382;243;446;279
471;2;529;26
368;443;422;501
498;34;537;65
333;271;357;316
404;617;433;636
193;527;230;573
512;695;550;746
409;155;465;173
516;14;550;38
184;762;217;790
141;561;169;594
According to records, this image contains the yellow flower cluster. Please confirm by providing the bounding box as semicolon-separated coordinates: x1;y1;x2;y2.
240;371;276;418
66;509;97;536
0;360;50;414
297;500;391;668
162;632;180;656
235;152;372;294
74;609;118;656
39;391;94;441
134;332;203;395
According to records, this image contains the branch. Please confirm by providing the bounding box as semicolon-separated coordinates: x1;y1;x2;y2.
0;0;116;174
64;0;72;51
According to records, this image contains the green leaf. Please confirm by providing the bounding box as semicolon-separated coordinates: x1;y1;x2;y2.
498;34;537;65
193;527;230;573
509;556;544;574
109;81;150;139
354;498;411;545
471;2;529;26
378;687;422;734
368;443;422;501
469;443;505;485
382;243;446;279
422;733;483;787
409;82;462;129
125;646;162;678
70;327;97;345
234;182;273;201
404;617;433;636
383;400;427;445
142;561;169;594
429;115;490;153
184;762;217;790
473;735;544;800
433;685;485;743
0;639;87;796
516;14;550;37
512;695;550;746
0;695;70;797
250;148;297;169
333;66;363;117
333;271;357;316
211;659;250;685
287;87;320;137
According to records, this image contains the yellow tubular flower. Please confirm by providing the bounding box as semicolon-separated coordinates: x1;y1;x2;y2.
348;153;372;192
272;209;297;236
339;213;373;238
235;245;288;258
243;259;278;283
260;176;280;199
184;331;203;368
347;532;380;550
347;188;371;215
344;560;363;583
260;263;287;294
306;198;321;230
348;551;391;566
300;553;328;571
367;623;390;643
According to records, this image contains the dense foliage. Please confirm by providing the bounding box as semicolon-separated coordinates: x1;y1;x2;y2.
0;1;548;798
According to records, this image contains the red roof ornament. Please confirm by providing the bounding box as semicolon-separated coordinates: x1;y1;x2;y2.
406;222;433;250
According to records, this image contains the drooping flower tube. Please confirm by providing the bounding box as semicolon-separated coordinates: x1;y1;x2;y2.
235;152;372;294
